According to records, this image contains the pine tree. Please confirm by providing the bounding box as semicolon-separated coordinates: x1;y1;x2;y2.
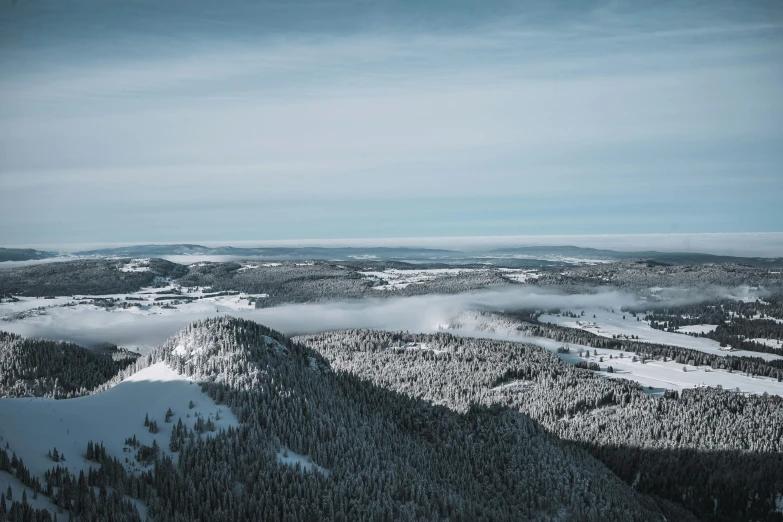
169;429;180;452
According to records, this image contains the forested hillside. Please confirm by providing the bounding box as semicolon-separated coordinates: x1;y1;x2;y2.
0;259;187;297
298;328;783;522
643;294;783;355
2;256;779;309
0;318;686;521
0;248;57;263
177;260;509;306
498;311;783;379
0;258;509;305
531;261;783;291
0;332;138;398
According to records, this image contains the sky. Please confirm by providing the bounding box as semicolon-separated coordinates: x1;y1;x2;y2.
0;0;782;246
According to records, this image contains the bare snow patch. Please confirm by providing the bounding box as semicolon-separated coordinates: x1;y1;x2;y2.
119;259;152;273
676;324;719;334
497;268;541;283
276;447;329;476
399;342;448;355
262;335;287;354
749;338;782;349
361;268;481;290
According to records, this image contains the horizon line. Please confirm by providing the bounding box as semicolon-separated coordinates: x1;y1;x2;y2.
3;231;783;258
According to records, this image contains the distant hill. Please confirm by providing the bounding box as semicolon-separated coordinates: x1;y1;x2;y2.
74;242;783;266
4;243;777;269
485;245;783;267
75;244;458;260
0;247;57;262
0;258;187;296
0;331;138;398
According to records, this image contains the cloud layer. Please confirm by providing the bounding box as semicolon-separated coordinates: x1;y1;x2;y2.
2;285;761;352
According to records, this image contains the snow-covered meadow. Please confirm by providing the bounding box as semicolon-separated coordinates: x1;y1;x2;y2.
359;267;487;290
446;311;783;397
539;307;782;361
675;324;719;334
0;362;239;518
497;268;542;282
0;363;238;477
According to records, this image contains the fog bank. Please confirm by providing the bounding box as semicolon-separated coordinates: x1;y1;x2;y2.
1;285;761;352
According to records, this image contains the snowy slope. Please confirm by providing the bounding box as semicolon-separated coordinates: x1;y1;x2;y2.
446;311;783;397
676;324;719;334
540;307;783;361
528;336;783;397
0;471;58;517
749;338;783;349
277;447;329;476
496;268;541;282
0;363;238;483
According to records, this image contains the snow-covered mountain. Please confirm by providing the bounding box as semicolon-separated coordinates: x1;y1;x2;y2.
0;318;685;521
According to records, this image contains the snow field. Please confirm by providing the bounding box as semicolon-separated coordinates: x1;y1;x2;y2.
276;448;329;477
445;312;783;397
749;338;782;349
675;324;719;334
0;471;58;517
119;259;152;273
497;268;541;283
0;282;262;327
540;307;782;362
538;338;782;398
0;363;239;483
359;268;482;290
397;342;448;355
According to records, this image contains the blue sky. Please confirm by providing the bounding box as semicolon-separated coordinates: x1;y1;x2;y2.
0;0;782;245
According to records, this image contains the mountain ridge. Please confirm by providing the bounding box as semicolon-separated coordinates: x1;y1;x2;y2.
0;317;686;521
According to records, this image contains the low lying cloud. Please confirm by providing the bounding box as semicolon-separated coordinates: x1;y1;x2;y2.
2;284;763;352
